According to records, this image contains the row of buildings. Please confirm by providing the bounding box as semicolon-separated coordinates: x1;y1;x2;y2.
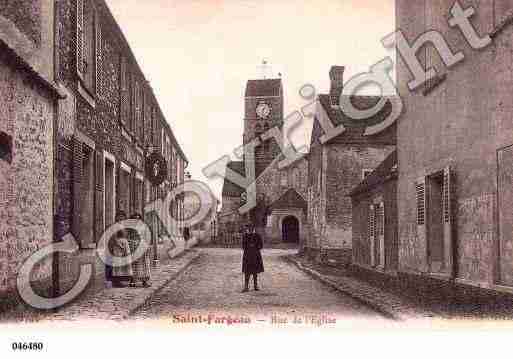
0;0;189;309
220;0;513;303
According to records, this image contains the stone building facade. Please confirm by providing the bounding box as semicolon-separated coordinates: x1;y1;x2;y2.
350;150;398;273
0;0;64;308
54;0;188;294
220;78;309;246
395;0;513;296
257;156;308;245
305;66;396;263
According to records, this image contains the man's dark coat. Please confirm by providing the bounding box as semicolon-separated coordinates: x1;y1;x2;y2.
242;232;264;274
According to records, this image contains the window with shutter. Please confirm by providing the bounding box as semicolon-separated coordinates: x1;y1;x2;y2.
83;0;95;92
443;169;451;223
95;150;104;241
95;14;102;97
76;0;96;96
120;59;129;127
130;76;137;134
369;204;376;267
442;166;453;275
133;81;138;137
151;108;157;143
376;203;384;236
80;145;95;247
127;75;133;132
72;135;96;248
161;128;164;155
76;0;85;76
136;83;143;141
416;182;426;225
72;137;83;240
424;171;446;273
142;90;148;144
377;202;385;268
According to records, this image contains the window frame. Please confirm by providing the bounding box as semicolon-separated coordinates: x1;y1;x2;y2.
76;0;97;101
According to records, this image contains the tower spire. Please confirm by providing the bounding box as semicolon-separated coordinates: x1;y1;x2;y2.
258;59;272;79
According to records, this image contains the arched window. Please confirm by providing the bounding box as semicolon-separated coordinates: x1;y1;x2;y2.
294;167;301;188
281;170;288;187
255;124;263;136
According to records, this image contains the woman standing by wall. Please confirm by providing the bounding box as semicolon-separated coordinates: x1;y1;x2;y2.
110;211;134;288
128;213;152;287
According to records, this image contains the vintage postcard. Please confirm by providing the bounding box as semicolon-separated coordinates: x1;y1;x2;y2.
1;0;513;357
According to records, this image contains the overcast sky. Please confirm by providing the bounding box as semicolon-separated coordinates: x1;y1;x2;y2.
105;0;395;200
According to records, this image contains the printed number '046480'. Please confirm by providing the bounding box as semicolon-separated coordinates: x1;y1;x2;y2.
12;342;44;351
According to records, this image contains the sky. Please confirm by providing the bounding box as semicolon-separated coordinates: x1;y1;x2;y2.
105;0;395;200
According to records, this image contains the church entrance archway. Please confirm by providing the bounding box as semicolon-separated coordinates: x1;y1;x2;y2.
282;216;299;243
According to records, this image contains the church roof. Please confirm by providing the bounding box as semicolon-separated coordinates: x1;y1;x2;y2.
221;161;245;197
270;188;307;212
310;94;397;146
349;150;398;197
245;79;282;97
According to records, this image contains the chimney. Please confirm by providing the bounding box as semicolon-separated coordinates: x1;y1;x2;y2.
329;66;345;107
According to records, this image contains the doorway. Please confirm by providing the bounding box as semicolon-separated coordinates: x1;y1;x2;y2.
427;172;444;272
282;216;300;243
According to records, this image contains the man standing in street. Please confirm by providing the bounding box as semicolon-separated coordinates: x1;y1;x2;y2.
241;224;264;292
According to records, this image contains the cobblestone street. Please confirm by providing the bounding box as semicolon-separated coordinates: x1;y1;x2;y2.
131;248;387;325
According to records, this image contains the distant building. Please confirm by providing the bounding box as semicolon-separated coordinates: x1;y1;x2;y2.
220;78;309;246
305;66;396;263
184;191;219;244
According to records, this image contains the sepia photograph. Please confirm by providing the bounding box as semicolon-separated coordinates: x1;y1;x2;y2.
1;0;513;357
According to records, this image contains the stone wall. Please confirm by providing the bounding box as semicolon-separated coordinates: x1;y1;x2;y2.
324;145;394;249
306;122;325;251
306;142;393;253
395;0;513;288
0;53;55;303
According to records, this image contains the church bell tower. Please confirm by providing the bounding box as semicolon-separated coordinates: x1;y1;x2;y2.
243;64;284;178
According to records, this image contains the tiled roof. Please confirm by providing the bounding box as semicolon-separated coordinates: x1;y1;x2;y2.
222;161;245;197
349;150;398;196
311;94;397;145
270;188;307;212
245;79;282;97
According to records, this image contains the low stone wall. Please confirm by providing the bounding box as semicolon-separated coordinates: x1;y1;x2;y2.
348;265;513;317
301;247;352;266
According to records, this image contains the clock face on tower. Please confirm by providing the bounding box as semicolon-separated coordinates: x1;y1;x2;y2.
256;102;271;119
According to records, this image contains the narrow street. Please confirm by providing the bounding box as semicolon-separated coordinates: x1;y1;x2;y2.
131;248;387;325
